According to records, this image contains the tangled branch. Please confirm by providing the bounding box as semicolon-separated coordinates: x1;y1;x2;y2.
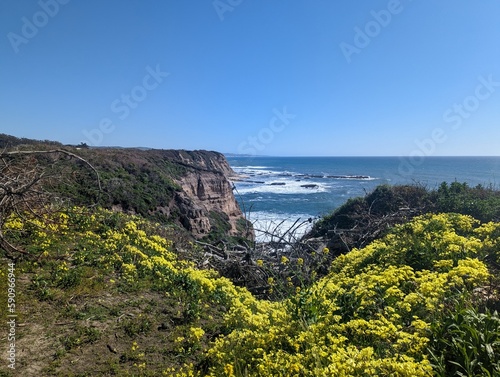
0;148;101;259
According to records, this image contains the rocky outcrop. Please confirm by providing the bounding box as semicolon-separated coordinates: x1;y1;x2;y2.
159;150;239;180
164;150;251;239
84;148;252;240
100;148;252;241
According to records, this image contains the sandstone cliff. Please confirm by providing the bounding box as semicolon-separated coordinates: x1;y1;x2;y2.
93;148;252;241
162;150;250;239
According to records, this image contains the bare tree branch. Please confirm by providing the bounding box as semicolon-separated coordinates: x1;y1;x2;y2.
0;149;102;191
0;148;102;260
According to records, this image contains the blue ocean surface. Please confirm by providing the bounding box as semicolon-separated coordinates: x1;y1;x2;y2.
226;156;500;240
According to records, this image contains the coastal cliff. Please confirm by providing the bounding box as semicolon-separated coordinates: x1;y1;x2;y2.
0;134;251;241
90;148;251;241
162;150;249;239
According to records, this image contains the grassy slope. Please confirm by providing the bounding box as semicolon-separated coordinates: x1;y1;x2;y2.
1;207;500;376
0;209;231;376
0;134;245;243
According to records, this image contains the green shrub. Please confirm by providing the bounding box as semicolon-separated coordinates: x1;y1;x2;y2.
429;302;500;376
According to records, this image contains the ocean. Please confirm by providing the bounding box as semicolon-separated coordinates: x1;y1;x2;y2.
226;156;500;241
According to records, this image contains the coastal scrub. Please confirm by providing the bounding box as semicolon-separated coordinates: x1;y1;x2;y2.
1;209;499;376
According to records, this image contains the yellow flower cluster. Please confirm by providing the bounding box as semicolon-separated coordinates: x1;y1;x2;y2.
5;208;498;376
3;214;24;230
189;327;205;342
172;213;495;376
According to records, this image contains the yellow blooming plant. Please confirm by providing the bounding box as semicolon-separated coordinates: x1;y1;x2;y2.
174;213;496;376
3;208;499;376
189;327;205;342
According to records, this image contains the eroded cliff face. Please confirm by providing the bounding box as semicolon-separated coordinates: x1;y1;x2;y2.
163;150;251;239
97;148;250;240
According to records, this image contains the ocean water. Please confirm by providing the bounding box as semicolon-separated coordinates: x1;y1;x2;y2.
226;156;500;241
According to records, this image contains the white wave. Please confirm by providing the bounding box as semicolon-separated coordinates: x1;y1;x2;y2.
233;165;377;181
234;165;270;169
245;211;315;243
232;168;281;178
234;179;329;195
240;169;284;176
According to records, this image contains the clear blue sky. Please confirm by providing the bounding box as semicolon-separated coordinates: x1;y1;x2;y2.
1;0;500;156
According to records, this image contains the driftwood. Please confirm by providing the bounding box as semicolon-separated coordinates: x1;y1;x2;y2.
186;218;325;299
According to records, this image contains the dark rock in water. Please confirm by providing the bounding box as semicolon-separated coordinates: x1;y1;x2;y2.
301;184;319;189
269;182;286;186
